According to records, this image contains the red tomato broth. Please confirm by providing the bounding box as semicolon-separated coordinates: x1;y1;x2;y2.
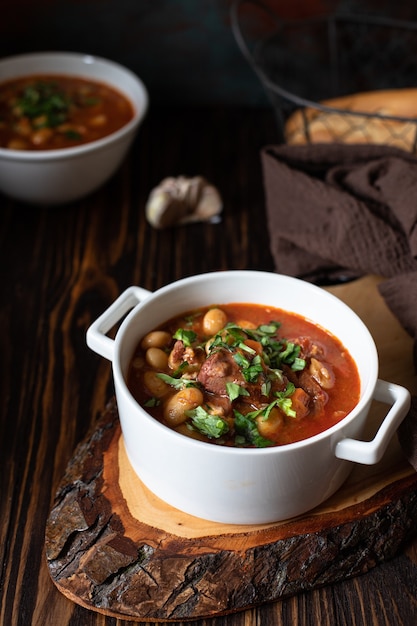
0;74;134;150
127;303;361;447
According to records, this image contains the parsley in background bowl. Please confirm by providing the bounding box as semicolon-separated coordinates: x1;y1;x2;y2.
0;51;148;205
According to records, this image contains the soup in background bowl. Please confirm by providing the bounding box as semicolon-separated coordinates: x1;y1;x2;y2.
0;74;135;151
86;270;410;524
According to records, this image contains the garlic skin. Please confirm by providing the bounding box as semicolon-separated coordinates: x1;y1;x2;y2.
145;176;222;228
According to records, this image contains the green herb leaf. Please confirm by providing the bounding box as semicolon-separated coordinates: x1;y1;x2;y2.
233;352;263;383
173;328;197;347
261;380;271;396
258;323;281;335
16;81;71;127
233;352;250;369
81;96;101;106
278;342;306;370
292;357;306;371
226;382;250;402
64;129;82;140
207;323;247;353
157;373;197;389
238;342;256;354
171;361;189;377
186;406;229;438
274;382;297;417
234;411;274;447
243;354;264;383
261;399;279;421
144;397;160;407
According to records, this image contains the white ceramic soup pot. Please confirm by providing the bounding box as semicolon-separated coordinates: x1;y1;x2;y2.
86;270;410;524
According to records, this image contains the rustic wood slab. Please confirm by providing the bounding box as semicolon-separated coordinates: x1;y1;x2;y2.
45;275;417;622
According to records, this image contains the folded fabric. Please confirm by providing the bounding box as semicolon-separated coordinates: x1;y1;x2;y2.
261;142;417;469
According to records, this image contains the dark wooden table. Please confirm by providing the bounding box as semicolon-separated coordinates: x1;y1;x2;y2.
1;106;417;626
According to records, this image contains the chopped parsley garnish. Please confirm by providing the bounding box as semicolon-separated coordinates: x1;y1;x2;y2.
261;380;271;397
226;382;250;402
64;129;82;140
233;352;249;369
273;382;297;418
277;342;305;370
241;353;264;383
173;328;197;347
15;81;71;128
144;397;160;407
157;373;198;389
234;411;274;448
207;323;247;352
171;361;189;377
206;320;306;373
186;406;229;439
80;96;100;106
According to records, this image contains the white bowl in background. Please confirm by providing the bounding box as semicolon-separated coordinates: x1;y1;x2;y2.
0;51;149;205
86;270;410;524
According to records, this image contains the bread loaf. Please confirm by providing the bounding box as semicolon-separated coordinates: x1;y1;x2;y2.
284;89;417;151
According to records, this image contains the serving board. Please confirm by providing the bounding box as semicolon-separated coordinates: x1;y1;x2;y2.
45;275;417;622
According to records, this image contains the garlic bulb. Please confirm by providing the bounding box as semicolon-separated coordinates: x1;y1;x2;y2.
145;176;222;228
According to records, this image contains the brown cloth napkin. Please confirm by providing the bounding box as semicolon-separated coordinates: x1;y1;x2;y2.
261;143;417;469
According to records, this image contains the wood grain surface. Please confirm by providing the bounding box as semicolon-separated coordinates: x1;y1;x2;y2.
2;106;417;626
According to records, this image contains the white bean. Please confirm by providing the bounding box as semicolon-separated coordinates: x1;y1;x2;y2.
146;347;169;370
163;387;204;425
236;319;256;329
141;330;172;350
202;308;227;336
256;408;283;441
143;370;169;398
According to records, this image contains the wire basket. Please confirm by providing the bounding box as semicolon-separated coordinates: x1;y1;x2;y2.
231;0;417;151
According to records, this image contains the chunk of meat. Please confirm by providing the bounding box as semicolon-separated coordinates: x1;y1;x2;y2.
290;387;311;419
206;396;232;417
309;357;335;389
197;348;245;396
168;340;205;372
289;337;325;360
168;340;185;370
297;370;328;413
284;365;328;414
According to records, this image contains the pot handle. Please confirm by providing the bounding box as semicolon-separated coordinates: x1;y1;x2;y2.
86;286;152;362
335;379;410;465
